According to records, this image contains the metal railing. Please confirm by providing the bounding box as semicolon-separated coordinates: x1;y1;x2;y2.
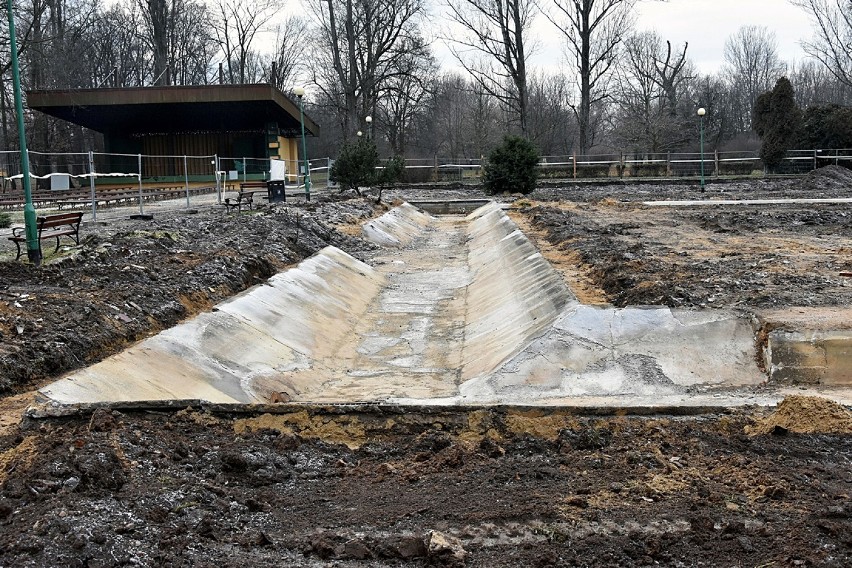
403;149;852;182
1;148;850;211
0;150;336;215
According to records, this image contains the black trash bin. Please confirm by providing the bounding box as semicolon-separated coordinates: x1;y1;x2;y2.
267;180;286;203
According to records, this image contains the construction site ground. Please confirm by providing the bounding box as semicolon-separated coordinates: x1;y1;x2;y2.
1;169;851;566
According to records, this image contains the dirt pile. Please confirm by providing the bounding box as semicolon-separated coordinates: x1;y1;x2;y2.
807;164;852;186
747;395;852;435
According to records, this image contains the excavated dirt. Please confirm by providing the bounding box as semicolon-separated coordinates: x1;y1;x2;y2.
0;175;851;566
522;168;852;309
0;406;850;566
746;396;852;435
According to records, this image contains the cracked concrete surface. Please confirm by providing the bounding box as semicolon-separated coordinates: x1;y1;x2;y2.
38;202;852;409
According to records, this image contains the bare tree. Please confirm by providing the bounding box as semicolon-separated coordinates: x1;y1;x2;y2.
376;50;437;155
543;0;636;153
89;4;147;87
137;0;214;85
526;72;575;154
654;38;691;115
212;0;281;85
613;31;664;152
139;0;170;84
791;0;852;88
789;58;852;106
690;74;736;150
307;0;429;140
443;0;535;134
414;73;500;161
612;31;693;152
722;25;786;132
265;16;309;90
429;73;476;161
13;0;103;154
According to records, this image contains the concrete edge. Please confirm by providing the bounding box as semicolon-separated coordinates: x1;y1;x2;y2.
25;398;772;419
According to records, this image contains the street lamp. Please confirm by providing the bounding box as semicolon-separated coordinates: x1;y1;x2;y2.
6;0;40;265
357;131;363;138
293;86;311;201
365;115;372;139
697;107;706;193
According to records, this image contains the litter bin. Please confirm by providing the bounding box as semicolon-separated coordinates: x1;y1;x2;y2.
267;180;286;203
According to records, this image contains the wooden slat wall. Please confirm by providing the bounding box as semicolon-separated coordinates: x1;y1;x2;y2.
142;134;230;177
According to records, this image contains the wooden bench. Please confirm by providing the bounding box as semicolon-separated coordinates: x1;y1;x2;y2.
224;191;255;212
8;212;83;260
239;181;268;191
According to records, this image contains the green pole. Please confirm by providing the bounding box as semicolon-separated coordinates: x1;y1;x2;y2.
6;0;40;264
297;93;311;201
698;108;706;193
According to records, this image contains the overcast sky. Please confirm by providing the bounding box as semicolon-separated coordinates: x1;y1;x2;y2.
425;0;812;77
633;0;809;74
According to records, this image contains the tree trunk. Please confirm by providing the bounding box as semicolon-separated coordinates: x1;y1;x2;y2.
579;2;591;154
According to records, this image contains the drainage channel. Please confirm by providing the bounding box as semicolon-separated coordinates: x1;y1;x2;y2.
36;201;852;412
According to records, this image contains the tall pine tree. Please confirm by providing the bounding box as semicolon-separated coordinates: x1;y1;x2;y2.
753;77;801;172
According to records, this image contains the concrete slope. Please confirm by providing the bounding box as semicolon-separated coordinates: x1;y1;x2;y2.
458;305;762;403
361;202;432;247
41;202;773;408
298;214;472;402
461;202;577;380
41;246;384;404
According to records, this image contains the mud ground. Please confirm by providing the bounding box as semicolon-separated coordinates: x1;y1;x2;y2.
0;403;849;567
518;167;852;309
0;172;851;566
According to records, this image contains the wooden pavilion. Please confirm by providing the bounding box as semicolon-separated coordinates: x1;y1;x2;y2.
26;84;319;177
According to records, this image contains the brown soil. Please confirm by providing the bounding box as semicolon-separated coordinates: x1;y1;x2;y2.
522;168;852;309
1;178;851;566
746;396;852;435
0;406;849;567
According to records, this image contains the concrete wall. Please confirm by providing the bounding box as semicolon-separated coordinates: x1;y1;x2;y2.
766;330;852;386
461;203;577;381
361;202;433;247
41;247;384;404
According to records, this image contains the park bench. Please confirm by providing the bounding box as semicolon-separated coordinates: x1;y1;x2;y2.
224;190;255;212
239;181;267;191
8;212;83;260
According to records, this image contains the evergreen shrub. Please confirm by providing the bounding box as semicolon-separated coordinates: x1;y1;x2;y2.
483;135;540;195
329;138;405;201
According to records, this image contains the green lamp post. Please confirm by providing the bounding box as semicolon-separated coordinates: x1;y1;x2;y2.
5;0;41;265
293;86;311;201
698;107;706;193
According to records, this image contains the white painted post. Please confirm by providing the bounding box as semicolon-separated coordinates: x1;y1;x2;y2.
88;151;97;221
214;154;221;204
138;153;144;215
184;155;190;208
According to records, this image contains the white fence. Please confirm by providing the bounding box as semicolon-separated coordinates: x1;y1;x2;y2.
405;149;852;183
1;147;850;198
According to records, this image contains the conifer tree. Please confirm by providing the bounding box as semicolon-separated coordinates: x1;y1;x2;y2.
753;77;801;172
